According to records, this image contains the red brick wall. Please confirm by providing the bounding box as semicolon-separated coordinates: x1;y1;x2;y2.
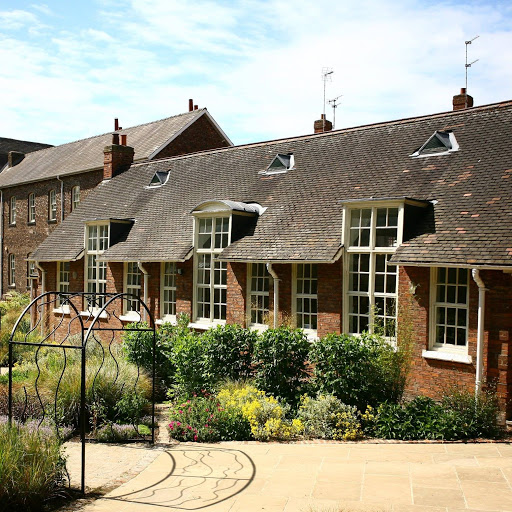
399;266;512;420
227;262;247;326
176;259;193;319
154;114;230;159
317;261;342;337
2;170;103;294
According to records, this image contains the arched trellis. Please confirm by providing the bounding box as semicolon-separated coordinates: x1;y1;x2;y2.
8;292;156;494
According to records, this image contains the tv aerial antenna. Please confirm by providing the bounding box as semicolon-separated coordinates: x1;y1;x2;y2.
328;94;343;129
321;67;333;131
465;35;479;107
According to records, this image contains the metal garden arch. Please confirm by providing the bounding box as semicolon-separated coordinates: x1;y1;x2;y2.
8;291;157;494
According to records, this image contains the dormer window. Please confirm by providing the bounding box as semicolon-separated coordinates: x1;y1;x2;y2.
149;171;170;187
261;153;295;175
410;131;459;158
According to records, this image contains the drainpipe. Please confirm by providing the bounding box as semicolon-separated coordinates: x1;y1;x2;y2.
266;263;279;329
0;190;3;297
56;175;64;221
471;269;487;396
35;261;46;336
137;262;149;322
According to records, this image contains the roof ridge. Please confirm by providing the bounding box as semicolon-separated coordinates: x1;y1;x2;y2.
130;99;512;167
19;109;205;157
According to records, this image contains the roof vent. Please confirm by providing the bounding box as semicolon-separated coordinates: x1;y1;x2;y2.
260;153;295;175
149;170;170;187
410;131;459;158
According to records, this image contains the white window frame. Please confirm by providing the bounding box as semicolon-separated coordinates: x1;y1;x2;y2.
192;214;231;326
72;185;80;211
9;196;16;225
9;254;15;287
84;222;109;311
48;189;57;221
247;263;270;329
56;261;71;312
160;262;177;322
27;258;35;289
428;267;469;355
292;263;318;336
123;262;141;318
343;202;404;341
28;193;35;223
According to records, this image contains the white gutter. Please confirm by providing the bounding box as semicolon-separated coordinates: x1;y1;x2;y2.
56;175;64;221
137;262;149;322
35;261;46;336
266;263;279;329
471;269;487;395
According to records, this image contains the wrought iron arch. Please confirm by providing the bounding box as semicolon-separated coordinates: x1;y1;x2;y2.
8;291;156;494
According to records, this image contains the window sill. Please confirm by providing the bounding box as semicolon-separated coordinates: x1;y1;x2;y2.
8;223;16;227
48;219;57;224
156;317;177;326
188;321;225;331
53;307;71;316
80;310;108;320
249;324;269;333
27;221;35;226
422;349;472;365
119;313;143;323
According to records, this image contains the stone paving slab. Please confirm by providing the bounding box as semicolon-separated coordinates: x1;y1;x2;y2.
61;441;512;512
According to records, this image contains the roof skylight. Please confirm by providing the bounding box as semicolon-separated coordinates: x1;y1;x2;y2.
260;153;295;175
410;131;459;158
149;170;170;187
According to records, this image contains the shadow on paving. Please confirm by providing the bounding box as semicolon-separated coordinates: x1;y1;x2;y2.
103;446;256;510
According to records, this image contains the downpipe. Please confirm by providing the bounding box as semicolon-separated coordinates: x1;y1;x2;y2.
471;269;487;396
266;263;279;329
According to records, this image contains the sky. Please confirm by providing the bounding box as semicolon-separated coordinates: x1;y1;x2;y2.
0;0;511;146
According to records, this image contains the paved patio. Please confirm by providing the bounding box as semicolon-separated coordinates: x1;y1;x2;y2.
62;440;512;512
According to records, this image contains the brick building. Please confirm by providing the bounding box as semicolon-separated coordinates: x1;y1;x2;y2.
0;105;231;295
31;92;512;419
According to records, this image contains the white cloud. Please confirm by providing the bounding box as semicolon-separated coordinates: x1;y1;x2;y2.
0;0;511;146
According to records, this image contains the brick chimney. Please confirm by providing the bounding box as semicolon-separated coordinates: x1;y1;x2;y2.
453;88;474;111
103;134;134;180
314;114;333;134
8;151;25;167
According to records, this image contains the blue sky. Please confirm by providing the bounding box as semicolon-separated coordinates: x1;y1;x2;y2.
0;0;511;146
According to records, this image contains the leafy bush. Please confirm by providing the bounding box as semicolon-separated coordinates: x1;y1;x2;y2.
0;418;66;511
218;383;303;441
168;390;251;442
95;423;151;442
309;332;407;410
375;390;500;441
202;324;257;383
253;327;310;405
375;396;446;440
441;387;500;440
0;292;31;366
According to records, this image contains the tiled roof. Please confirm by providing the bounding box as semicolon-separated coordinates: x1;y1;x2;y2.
0;110;207;188
0;137;52;168
32;101;512;267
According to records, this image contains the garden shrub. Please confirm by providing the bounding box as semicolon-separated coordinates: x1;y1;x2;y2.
95;422;151;442
0;292;31;366
0;418;66;512
441;387;500;440
253;327;310;405
202;324;257;383
217;382;303;441
168;390;251;442
309;332;407;410
375;390;501;441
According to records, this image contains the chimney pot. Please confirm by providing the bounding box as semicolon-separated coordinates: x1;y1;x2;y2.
314;114;333;134
114;118;119;131
112;133;120;145
453;87;473;111
189;99;193;112
194;105;198;110
120;134;127;146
